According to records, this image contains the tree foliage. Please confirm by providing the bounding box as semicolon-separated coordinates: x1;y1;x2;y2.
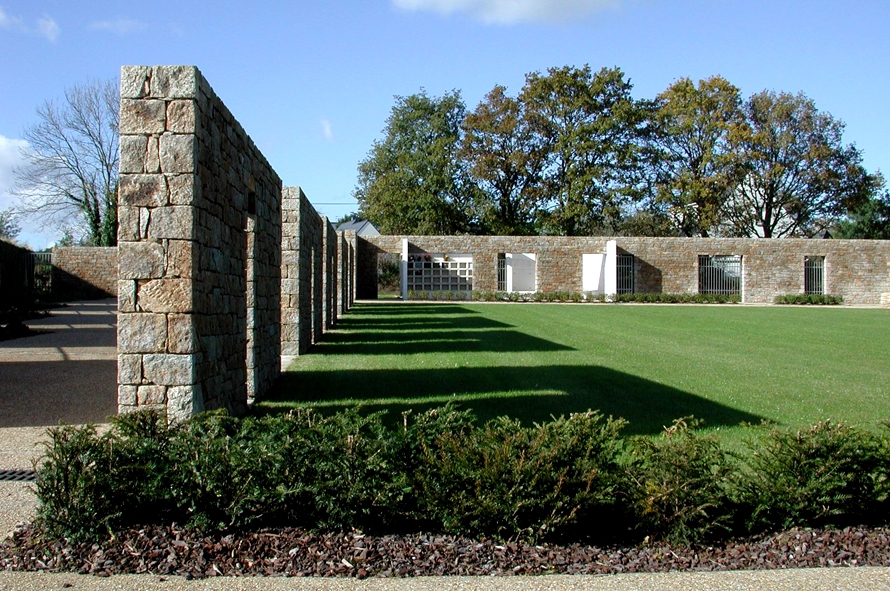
522;65;645;235
646;76;745;237
0;209;20;241
722;91;882;238
460;85;544;235
14;78;119;246
355;90;476;235
356;67;882;239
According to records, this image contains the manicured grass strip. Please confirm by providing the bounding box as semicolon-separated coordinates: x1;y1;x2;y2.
258;303;890;440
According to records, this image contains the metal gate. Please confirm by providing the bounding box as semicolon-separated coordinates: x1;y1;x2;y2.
617;254;634;294
698;255;742;295
804;256;825;295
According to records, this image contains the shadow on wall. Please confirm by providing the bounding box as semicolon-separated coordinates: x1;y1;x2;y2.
52;268;115;302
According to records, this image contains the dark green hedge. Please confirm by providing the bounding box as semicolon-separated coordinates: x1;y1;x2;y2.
774;294;844;305
34;408;890;546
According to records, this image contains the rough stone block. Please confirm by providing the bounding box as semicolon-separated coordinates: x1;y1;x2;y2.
148;206;194;240
118;280;136;312
137;385;167;406
118;385;137;407
120;66;151;99
159;134;196;174
143;353;196;386
117;205;141;242
137;278;193;313
167;385;204;424
120;99;166;134
144;137;160;173
119;135;148;173
119;174;168;207
118;354;142;384
165;240;193;278
167;313;197;354
168;174;196;205
118;313;166;353
151;66;198;99
119;242;165;279
166;100;196;133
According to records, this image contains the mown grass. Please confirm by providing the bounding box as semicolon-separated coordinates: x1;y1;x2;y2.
256;303;890;442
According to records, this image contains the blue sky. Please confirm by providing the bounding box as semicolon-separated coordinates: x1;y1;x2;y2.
1;0;888;249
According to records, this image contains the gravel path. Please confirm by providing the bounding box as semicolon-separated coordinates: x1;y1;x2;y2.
1;567;890;591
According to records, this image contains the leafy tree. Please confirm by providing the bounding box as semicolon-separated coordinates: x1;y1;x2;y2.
647;76;745;237
723;91;882;238
13;78;119;246
460;85;545;235
0;208;20;241
355;90;476;235
522;65;646;235
832;187;890;239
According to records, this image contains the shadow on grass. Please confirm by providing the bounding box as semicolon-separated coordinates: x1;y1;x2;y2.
259;365;764;436
317;328;572;355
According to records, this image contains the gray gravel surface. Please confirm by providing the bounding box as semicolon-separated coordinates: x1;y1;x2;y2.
2;568;890;591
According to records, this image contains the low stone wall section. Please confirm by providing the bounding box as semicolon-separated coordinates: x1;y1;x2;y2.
360;235;890;305
52;247;118;300
117;65;282;421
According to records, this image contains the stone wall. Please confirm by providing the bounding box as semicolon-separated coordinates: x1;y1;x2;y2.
281;186;324;357
52;247;118;300
322;217;337;330
360;235;890;305
117;65;281;421
337;230;355;316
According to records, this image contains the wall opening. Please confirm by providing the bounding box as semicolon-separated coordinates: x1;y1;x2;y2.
805;256;825;295
405;253;473;296
498;253;536;293
698;254;742;295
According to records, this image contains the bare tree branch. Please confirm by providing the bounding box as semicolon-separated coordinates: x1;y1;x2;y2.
13;78;119;246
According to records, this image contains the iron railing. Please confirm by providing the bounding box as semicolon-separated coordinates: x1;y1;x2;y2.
804;256;825;295
698;255;742;295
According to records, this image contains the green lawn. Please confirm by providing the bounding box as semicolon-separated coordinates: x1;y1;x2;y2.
257;303;890;441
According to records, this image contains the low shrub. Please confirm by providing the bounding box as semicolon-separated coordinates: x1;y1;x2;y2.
625;418;736;544
32;409;890;547
774;294;844;305
615;293;741;304
735;420;890;532
415;412;627;542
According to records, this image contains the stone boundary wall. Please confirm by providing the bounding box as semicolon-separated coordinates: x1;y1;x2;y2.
322;217;337;330
281;186;324;357
117;65;282;422
52;247;118;300
0;239;32;311
360;235;890;305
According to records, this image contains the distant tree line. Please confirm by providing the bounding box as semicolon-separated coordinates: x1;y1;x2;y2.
354;66;887;239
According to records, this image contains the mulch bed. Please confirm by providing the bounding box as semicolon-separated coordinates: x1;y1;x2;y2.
2;524;890;578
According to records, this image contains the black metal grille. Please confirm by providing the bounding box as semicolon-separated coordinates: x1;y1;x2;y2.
699;255;742;295
617;254;634;294
804;256;825;295
496;254;507;291
0;469;37;482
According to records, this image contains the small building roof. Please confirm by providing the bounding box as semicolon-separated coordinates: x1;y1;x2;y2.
336;219;380;236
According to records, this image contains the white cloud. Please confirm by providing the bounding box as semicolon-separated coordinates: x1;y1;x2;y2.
90;17;147;35
321;119;334;142
392;0;619;24
36;16;60;41
0;6;24;30
0;135;28;204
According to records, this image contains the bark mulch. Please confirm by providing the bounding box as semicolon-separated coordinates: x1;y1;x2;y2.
2;524;890;578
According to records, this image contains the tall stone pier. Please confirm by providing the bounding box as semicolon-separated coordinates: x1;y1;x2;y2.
117;66;281;421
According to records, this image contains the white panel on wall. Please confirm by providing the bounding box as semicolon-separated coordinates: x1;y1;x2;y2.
582;253;606;293
509;253;537;292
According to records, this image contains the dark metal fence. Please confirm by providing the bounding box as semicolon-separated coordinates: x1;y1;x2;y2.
617;254;634;294
804;256;825;295
698;254;742;295
496;254;507;291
